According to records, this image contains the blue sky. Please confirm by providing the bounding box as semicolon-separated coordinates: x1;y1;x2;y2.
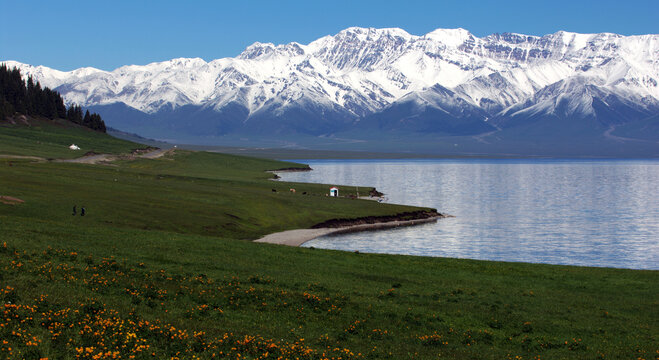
1;0;657;71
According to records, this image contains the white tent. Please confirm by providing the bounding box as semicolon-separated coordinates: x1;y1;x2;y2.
69;144;81;150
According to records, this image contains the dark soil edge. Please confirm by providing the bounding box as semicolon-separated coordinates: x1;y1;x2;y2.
311;210;446;229
268;166;313;172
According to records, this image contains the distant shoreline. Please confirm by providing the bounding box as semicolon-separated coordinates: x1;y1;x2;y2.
107;131;659;161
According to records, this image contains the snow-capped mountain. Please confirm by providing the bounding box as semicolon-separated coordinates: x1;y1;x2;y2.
3;27;659;154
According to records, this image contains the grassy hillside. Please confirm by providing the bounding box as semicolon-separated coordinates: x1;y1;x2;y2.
1;215;656;360
0;117;141;159
1;151;424;241
0;125;657;359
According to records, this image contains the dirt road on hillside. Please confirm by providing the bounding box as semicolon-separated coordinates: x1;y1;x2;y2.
56;148;173;164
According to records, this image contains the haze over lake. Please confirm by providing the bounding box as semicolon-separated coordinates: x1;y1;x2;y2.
279;159;659;270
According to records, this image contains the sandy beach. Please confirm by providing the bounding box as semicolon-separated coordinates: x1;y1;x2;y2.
255;215;443;246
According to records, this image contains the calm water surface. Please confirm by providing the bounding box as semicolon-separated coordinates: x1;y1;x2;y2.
278;159;659;269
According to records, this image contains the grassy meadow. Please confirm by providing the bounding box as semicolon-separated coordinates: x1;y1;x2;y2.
0;123;657;359
0;118;140;159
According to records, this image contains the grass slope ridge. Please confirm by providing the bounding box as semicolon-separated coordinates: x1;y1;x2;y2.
0;116;142;159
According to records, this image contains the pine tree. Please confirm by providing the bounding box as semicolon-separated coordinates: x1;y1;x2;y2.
26;76;35;114
0;64;108;132
82;110;91;127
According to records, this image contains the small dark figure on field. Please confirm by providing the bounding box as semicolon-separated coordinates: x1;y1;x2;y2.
272;189;277;192
72;205;76;216
81;207;86;216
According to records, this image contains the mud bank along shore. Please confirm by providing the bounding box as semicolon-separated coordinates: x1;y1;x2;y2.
255;210;448;246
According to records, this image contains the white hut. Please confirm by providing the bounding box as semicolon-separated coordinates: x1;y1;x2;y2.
329;187;339;197
69;144;81;150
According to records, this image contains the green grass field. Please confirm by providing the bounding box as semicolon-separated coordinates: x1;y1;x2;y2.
1;123;657;359
0;118;141;159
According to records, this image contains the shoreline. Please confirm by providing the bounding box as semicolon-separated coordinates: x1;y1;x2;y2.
263;166;442;246
254;215;445;247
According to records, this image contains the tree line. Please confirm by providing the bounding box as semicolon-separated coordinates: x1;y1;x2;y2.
0;64;106;132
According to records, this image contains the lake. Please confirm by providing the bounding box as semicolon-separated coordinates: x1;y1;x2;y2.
278;159;659;270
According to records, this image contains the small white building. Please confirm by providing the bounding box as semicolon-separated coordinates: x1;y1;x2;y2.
69;144;81;150
329;187;339;197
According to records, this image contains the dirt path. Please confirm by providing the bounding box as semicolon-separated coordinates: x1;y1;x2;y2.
0;196;25;205
139;148;172;159
1;148;173;165
57;154;115;164
56;148;172;165
0;154;47;162
255;216;443;246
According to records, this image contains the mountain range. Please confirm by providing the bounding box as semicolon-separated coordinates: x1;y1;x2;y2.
5;27;659;156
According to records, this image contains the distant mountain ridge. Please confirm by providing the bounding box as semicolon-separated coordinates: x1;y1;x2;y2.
4;27;659;155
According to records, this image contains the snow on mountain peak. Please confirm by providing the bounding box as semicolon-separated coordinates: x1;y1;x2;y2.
336;26;412;38
2;60;106;89
424;28;473;47
238;41;306;61
2;26;657;123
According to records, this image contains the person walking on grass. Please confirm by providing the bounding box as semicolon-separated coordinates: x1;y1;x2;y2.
72;205;77;216
81;206;85;216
